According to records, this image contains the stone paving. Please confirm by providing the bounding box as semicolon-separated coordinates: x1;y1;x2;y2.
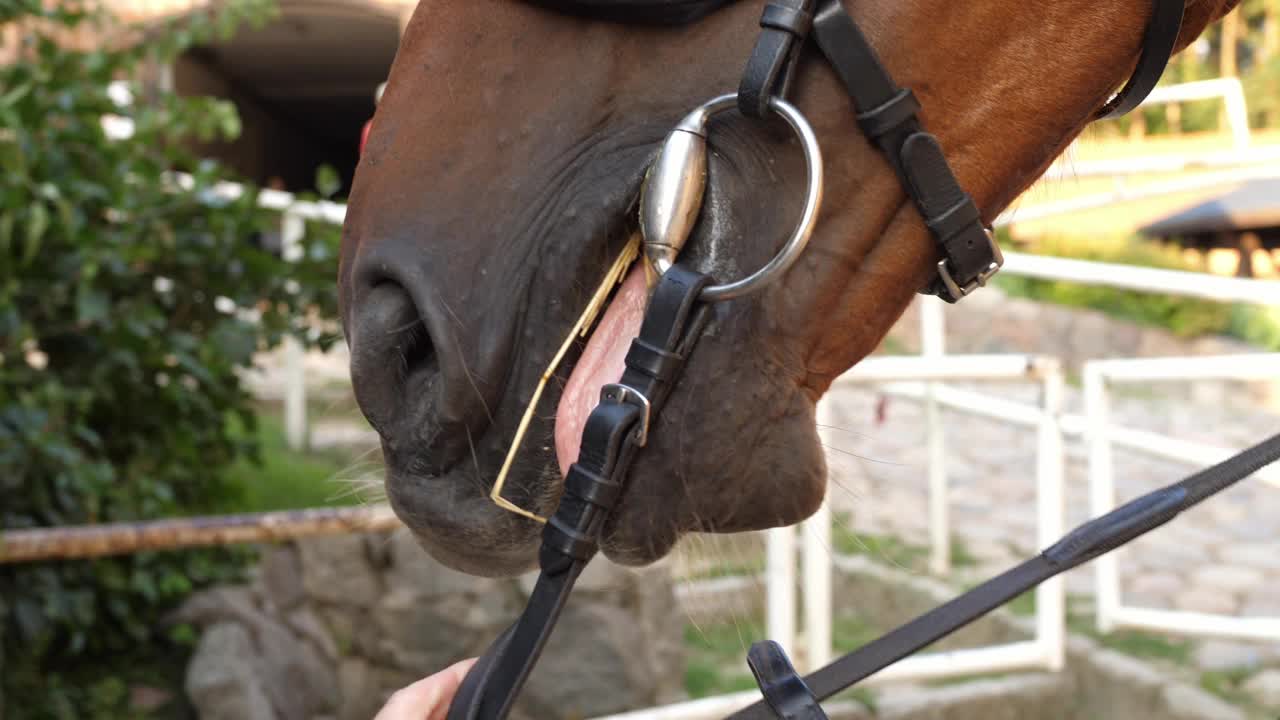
820;378;1280;678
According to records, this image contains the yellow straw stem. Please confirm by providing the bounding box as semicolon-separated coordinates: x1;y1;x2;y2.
490;234;642;523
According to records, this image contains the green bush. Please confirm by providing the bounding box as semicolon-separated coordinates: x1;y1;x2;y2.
996;233;1279;349
1244;54;1280;128
1;1;341;716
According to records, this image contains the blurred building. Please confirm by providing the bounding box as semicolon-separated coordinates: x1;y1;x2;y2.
4;0;415;195
1140;178;1280;278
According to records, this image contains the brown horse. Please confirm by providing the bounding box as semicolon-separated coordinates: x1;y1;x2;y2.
339;0;1237;577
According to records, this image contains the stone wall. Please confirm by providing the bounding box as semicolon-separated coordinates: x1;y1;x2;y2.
174;531;685;720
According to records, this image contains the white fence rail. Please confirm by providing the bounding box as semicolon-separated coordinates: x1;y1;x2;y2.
996;77;1265;227
1086;355;1280;642
1035;77;1253;184
995;163;1280;228
1141;78;1252;151
995;252;1280;645
1002;251;1280;304
841;354;1069;682
592;356;1068;720
726;252;1277;719
1036;145;1280;182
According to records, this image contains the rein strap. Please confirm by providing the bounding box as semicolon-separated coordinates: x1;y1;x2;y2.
727;432;1280;719
448;266;714;720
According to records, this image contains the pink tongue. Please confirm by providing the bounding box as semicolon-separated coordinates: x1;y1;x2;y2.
555;266;649;475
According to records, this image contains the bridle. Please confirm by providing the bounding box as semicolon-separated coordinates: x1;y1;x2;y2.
444;2;1280;719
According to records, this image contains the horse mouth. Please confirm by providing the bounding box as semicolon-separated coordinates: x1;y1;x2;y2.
552;264;651;476
349;110;822;577
352;167;664;577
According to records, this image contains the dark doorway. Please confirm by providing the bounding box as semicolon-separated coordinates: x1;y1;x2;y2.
174;2;400;198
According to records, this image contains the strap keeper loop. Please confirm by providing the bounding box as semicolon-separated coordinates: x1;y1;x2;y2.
760;3;813;37
856;88;921;140
925;197;983;245
625;338;683;384
563;464;623;510
541;515;597;566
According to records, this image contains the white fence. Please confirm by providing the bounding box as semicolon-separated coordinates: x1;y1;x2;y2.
874;265;1278;651
994;161;1280;229
1140;78;1252;151
995;77;1268;228
840;355;1070;678
776;354;1070;685
1087;354;1280;642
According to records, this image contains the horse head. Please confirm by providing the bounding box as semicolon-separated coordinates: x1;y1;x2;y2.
338;0;1236;576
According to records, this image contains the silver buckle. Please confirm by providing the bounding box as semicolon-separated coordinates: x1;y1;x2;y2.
936;227;1004;300
601;384;652;446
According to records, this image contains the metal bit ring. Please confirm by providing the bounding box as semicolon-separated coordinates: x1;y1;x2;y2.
697;94;824;302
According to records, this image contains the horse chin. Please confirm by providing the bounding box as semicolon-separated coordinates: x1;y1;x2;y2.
383;468;543;578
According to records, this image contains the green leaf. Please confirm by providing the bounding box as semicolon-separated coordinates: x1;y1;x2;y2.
216;101;242;141
168;622;197;646
1;2;333;713
75;285;110;326
0;82;32;108
23;203;48;264
0;212;14;255
314;164;341;199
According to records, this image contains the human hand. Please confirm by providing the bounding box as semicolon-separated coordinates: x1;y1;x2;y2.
373;658;477;720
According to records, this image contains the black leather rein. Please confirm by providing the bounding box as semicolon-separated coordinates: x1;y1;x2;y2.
448;267;715;720
445;1;1202;718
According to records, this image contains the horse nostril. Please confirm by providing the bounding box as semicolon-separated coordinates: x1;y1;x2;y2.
345;243;503;475
395;292;439;383
349;281;439;434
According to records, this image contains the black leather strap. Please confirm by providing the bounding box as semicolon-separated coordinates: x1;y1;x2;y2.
1095;0;1184;119
746;641;828;720
625;338;684;383
760;4;812;37
738;0;994;300
855;90;920;141
740;0;1180;301
562;465;622;509
739;0;816;118
446;266;712;720
809;0;994;303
